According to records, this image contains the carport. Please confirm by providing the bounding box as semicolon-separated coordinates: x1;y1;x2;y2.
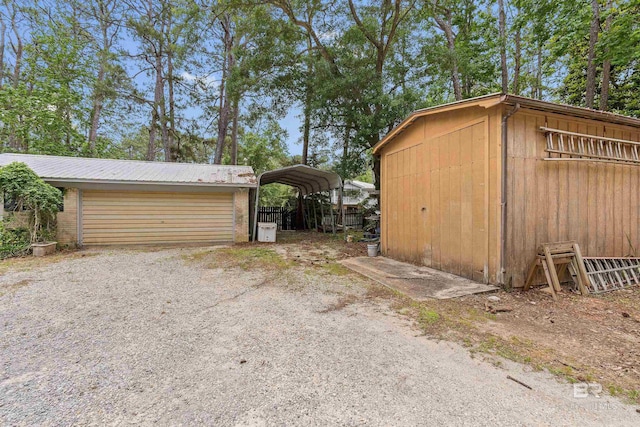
252;165;343;241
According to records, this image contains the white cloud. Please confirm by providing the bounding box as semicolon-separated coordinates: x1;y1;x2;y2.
181;71;218;90
319;30;339;42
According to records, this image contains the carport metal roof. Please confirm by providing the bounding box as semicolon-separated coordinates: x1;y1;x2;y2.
257;164;342;196
252;165;343;241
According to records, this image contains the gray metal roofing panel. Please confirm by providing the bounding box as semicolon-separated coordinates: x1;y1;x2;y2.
0;153;257;187
258;164;342;195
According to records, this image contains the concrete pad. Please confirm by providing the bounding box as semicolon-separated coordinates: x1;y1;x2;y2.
340;256;499;300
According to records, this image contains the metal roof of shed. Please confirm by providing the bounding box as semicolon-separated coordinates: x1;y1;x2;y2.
257;164;342;195
0;153;257;188
373;93;640;154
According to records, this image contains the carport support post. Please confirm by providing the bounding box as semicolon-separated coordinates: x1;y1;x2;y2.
304;196;312;231
319;196;326;232
330;190;336;235
312;195;318;230
340;186;346;239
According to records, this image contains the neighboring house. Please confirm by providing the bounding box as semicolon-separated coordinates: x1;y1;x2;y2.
0;154;256;246
332;180;375;212
373;93;640;287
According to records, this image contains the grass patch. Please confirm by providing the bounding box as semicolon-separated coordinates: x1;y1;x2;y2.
417;307;440;326
212;247;290;271
181;246;290;271
181;249;215;262
320;262;350;276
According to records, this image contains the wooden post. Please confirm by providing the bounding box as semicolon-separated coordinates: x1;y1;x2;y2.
572;243;590;295
543;245;562;293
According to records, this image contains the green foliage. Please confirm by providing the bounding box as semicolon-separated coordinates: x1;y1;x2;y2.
0;221;31;259
1;0;639;179
0;162;62;243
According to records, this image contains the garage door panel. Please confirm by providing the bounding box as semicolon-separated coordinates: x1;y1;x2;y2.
85;199;231;208
83;204;229;212
83;235;234;245
82;190;234;245
82;219;233;227
85;227;232;234
82;213;232;219
83;191;231;199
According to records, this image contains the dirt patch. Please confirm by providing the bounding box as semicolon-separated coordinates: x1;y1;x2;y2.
0;250;97;275
271;231;368;263
460;288;640;401
269;234;640;403
0;279;30;298
359;280;640;403
317;294;358;313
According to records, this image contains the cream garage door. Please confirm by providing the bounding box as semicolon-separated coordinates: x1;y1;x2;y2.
81;190;234;245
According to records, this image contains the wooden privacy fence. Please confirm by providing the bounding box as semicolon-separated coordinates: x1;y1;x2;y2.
343;212;364;229
257;207;297;231
259;206;365;231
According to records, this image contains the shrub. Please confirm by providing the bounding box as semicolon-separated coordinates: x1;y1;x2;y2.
0;221;31;259
0;162;62;243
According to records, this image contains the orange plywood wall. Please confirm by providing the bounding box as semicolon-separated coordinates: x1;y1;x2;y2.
380;106;503;284
505;108;640;287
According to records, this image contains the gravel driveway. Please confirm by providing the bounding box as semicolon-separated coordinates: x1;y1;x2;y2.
0;247;637;426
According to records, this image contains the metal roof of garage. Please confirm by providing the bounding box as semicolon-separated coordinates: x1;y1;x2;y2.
257;164;342;195
0;153;257;188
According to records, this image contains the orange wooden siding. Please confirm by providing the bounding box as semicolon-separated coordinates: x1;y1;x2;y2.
380;107;502;283
505;108;640;287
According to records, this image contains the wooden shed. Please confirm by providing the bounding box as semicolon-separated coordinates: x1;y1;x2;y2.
372;94;640;288
0;154;257;246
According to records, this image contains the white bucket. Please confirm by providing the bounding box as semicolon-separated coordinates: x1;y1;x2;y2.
367;243;378;257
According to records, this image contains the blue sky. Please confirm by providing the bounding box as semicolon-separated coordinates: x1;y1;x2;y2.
279;108;303;156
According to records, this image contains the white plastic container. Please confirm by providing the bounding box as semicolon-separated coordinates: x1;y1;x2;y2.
257;222;277;242
367;243;378;257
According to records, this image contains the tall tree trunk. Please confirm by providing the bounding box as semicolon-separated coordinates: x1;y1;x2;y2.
166;47;176;161
8;13;22;150
434;13;462;100
230;100;239;165
599;0;613;111
301;35;313;165
512;25;521;95
342;121;351;174
11;13;21;87
498;0;508;94
164;8;175;162
88;62;105;153
535;42;543;99
214;15;233;164
87;0;117;155
147;55;164;161
301;91;311;165
147;114;157;161
157;51;169;161
0;18;5;88
585;0;600;109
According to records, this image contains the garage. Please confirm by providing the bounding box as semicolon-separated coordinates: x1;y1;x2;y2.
81;190;234;245
0;153;257;246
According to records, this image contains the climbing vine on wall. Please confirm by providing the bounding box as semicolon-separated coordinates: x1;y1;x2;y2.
0;162;62;246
